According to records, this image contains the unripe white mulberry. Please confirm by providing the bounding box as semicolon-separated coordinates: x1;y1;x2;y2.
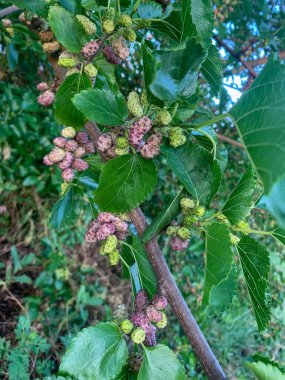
76;15;97;35
127;92;143;117
42;41;60;54
84;64;98;78
112;37;130;60
155;110;172;126
61;127;76;138
119;14;132;27
103;19;115;34
131;327;146;344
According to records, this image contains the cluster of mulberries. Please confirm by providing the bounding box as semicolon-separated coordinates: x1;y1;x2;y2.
43;127;95;182
37;82;55;107
115;290;168;346
166;198;205;251
84;212;130;265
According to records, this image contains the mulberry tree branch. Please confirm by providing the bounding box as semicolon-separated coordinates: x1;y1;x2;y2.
85;122;227;380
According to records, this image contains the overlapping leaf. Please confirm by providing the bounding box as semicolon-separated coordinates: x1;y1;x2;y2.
48;6;88;52
229;59;285;194
9;0;48;16
246;357;285;380
138;2;163;19
138;344;186;380
161;142;221;203
221;166;256;225
73;89;128;126
142;189;184;243
54;73;91;129
202;223;235;313
237;236;271;332
149;38;207;102
50;185;83;231
59;323;128;380
272;227;285;246
181;0;214;47
201;45;223;95
130;237;158;298
261;178;285;228
94;155;157;212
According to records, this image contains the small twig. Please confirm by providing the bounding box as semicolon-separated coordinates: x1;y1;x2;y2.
0;5;19;18
216;133;244;148
214;35;258;78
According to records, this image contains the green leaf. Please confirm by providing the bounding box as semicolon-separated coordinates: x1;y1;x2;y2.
138;344;186;380
95;155;157;213
142;44;161;105
150;7;182;42
161;142;221;203
54;73;92;129
202;223;235;314
142;189;184;243
11;246;22;274
221;166;256;225
13;275;32;284
181;0;214;47
272;227;285;246
207;266;237;316
73;89;128;126
261;178;285;228
8;348;30;380
7;44;19;72
130;236;157;298
48;6;88;52
237;236;271;332
201;45;223;95
49;185;83;231
9;0;48;16
59;323;128;380
229;59;285;194
246;358;285;380
59;0;81;13
138;2;163;19
149;38;207;102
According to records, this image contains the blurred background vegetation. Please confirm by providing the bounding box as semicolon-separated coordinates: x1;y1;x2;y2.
0;0;285;379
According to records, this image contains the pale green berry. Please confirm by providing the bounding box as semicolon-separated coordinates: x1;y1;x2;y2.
66;68;80;77
183;214;198;227
234;221;250;234
105;7;115;20
216;213;228;223
84;63;98;78
115;147;129;156
103;19;115;34
169;128;186;148
76;15;97;35
180;198;195;213
61;127;76;138
125;28;136;42
166;226;179;236
177;227;191;240
193;206;205;217
131;327;146;344
109;249;120;265
230;233;240;245
119;14;132;27
58;51;78;68
156;311;167;329
140;90;148;106
120;319;134;334
155;110;172;126
101;235;118;254
127;91;143;117
116;136;129;149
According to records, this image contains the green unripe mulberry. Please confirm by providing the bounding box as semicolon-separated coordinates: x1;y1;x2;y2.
116;136;129;149
120;319;134;334
61;126;76;138
119;14;132;27
169;127;186;148
101;235;118;254
76;15;97;35
105;7;115;20
180;198;195;213
177;227;191;240
166;226;179;236
140;90;148;106
156;311;167;329
58;52;78;68
155;110;172;126
115;147;129;156
193;206;205;217
109;249;120;265
125;28;136;42
84;64;98;78
183;214;198;227
127;91;143;117
131;327;146;344
234;221;250;234
216;213;228;223
230;233;240;245
103;19;115;34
